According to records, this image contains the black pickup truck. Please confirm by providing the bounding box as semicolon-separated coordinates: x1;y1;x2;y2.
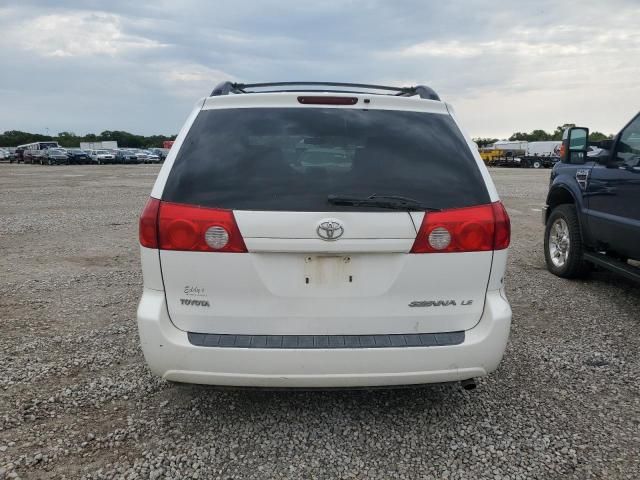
542;112;640;282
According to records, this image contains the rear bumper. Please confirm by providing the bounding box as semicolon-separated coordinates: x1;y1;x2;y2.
137;289;511;388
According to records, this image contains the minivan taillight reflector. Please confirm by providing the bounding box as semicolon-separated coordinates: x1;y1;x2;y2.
157;202;247;253
410;202;510;253
139;197;160;249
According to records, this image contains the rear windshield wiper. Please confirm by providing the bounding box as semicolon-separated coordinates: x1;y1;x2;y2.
327;194;440;211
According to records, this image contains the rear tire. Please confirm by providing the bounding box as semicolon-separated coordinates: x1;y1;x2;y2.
544;205;590;278
532;160;542;169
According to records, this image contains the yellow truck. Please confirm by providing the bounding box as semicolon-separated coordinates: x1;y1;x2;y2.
479;149;502;163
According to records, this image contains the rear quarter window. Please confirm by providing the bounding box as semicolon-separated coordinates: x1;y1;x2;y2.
162;107;490;211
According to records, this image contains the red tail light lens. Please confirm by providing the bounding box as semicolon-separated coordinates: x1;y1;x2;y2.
492;201;511;250
410;202;510;253
139;197;160;248
157;202;247;253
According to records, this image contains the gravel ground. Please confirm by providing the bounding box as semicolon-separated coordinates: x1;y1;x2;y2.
0;164;638;480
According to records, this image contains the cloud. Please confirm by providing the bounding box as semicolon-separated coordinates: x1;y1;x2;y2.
3;10;167;58
157;63;235;98
0;1;639;138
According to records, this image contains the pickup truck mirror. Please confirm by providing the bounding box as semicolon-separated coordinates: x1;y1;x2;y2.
561;127;589;164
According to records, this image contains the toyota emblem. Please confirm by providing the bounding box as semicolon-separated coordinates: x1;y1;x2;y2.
316;220;344;241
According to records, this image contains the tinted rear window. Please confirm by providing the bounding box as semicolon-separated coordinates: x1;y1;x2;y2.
162;108;489;211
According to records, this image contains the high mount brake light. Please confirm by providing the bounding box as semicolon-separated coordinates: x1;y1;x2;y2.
297;96;358;105
410;202;510;253
138;199;247;253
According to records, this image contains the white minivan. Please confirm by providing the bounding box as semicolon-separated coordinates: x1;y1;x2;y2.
137;82;512;389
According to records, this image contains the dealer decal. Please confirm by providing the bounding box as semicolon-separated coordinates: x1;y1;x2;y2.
181;285;210;307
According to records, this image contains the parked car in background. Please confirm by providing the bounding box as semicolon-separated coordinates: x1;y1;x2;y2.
116;149;139;164
19;141;60;164
23;150;36;164
66;149;91;164
148;148;170;162
0;149;10;161
14;147;25;163
133;150;148;163
543;112;640;282
141;150;161;164
587;145;603;157
31;150;49;165
137;81;512;390
89;149;116;164
45;148;69;165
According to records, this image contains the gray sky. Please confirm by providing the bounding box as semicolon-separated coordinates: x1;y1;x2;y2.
1;1;638;138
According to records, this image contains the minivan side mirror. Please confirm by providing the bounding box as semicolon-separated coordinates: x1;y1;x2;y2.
561;127;589;164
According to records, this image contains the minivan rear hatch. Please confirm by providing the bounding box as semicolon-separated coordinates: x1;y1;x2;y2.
157;102;495;336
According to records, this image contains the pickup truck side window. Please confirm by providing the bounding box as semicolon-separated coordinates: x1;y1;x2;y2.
616;115;640;168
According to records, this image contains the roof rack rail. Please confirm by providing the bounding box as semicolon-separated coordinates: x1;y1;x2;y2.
210;81;440;101
210;81;246;96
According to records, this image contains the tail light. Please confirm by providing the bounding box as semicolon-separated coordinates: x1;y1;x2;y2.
410;202;510;253
492;201;511;250
138;199;247;252
139;197;160;248
158;202;246;252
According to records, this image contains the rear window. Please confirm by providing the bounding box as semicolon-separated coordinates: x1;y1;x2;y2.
162;108;489;211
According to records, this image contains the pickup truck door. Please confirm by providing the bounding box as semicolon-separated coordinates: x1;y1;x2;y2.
586;113;640;259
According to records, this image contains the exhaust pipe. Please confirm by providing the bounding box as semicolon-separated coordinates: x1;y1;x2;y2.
460;378;476;391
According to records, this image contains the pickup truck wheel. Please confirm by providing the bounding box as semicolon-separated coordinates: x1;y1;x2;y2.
544;205;590;278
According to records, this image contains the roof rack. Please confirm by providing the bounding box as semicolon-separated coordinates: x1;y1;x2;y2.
210;81;440;101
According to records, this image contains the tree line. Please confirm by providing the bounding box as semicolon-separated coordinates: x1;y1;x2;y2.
0;130;177;148
473;124;612;148
1;126;613;149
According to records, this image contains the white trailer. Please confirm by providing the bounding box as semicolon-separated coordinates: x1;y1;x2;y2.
526;141;561;157
493;140;527;152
